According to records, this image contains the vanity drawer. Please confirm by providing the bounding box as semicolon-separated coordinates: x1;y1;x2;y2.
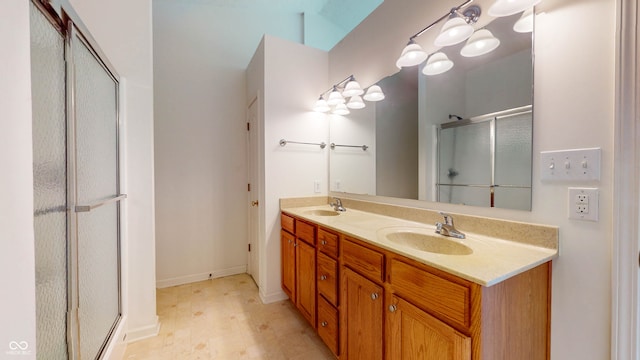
389;258;471;329
342;237;385;284
317;228;338;259
317;295;339;356
317;252;338;306
296;220;316;245
281;213;295;234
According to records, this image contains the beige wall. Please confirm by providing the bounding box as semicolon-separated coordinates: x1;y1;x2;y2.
329;0;615;358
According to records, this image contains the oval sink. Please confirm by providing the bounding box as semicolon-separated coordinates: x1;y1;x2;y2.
304;209;340;217
382;229;473;255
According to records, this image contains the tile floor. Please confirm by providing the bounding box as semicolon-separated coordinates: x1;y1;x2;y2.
123;274;335;359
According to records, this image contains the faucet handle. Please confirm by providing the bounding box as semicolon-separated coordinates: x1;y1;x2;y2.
439;212;454;226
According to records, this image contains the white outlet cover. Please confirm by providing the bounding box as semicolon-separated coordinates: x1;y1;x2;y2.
568;187;599;221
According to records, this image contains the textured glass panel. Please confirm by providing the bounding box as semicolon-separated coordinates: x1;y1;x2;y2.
78;203;119;359
73;36;118;204
30;3;68;359
438;185;491;207
494;187;532;211
438;122;491;185
495;112;532;186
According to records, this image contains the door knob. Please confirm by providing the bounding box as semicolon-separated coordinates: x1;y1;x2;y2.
251;200;259;206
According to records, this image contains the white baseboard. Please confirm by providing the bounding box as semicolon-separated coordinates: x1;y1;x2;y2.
125;316;160;343
156;265;247;288
259;288;288;304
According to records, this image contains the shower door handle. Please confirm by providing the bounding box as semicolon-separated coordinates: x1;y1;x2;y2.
75;194;127;213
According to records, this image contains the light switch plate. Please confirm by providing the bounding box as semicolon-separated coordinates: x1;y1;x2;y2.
540;148;601;181
568;187;599;221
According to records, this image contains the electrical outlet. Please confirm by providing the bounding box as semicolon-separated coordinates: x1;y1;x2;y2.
569;187;599;221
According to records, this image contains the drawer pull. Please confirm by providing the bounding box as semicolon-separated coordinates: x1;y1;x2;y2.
388;305;397;313
320;275;327;281
321;321;328;327
370;292;379;300
321;240;327;245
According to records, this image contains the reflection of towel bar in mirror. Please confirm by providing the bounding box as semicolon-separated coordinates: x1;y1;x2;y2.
279;139;326;149
330;143;368;151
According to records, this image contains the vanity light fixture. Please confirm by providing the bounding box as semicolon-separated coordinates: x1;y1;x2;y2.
312;75;384;113
513;8;534;33
460;29;501;57
346;95;366;109
396;0;480;69
327;86;345;106
363;85;385;101
313;96;331;113
422;52;454;76
488;0;541;17
332;103;350;115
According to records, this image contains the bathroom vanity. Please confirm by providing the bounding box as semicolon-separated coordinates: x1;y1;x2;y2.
280;198;558;360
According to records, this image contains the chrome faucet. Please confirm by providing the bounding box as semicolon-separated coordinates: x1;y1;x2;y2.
330;197;346;212
435;212;465;239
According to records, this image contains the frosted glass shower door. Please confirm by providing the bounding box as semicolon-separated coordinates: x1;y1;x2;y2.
31;3;68;358
71;27;122;359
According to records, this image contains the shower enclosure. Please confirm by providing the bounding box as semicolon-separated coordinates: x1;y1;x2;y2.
31;1;124;358
436;106;532;210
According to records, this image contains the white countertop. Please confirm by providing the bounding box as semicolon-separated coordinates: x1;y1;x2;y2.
282;205;558;287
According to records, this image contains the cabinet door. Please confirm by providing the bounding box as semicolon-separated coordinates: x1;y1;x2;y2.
387;295;471;360
296;240;316;327
281;230;295;300
341;268;383;360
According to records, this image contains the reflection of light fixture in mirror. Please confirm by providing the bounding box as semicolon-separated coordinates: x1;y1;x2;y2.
422;52;454;76
327;86;345;106
332;103;350;115
346;95;366;109
434;15;475;47
342;76;364;97
395;40;429;68
513;8;534;33
363;85;385;101
313;96;330;113
489;0;541;17
460;29;500;57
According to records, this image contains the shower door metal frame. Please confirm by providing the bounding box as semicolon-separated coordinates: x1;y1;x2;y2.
435;105;532;208
31;1;125;358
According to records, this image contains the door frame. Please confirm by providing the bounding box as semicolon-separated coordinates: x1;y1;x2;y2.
246;94;262;287
612;0;640;359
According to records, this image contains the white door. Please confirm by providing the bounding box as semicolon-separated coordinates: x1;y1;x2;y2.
246;96;261;286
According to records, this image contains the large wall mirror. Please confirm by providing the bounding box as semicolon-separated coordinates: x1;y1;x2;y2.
329;9;533;211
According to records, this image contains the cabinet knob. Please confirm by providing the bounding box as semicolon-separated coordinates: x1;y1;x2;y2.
320;275;327;281
321;321;328;327
293;242;297;247
370;292;379;300
321;240;327;245
288;239;292;244
388;304;397;313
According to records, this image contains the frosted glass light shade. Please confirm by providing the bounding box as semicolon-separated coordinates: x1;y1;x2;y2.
434;17;474;47
396;42;428;68
346;95;366;109
333;103;350;115
513;8;534;33
313;97;330;112
460;29;500;57
327;89;345;105
422;52;454;76
488;0;541;17
343;79;364;97
363;85;385;101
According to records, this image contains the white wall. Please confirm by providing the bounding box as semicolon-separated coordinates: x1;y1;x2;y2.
329;0;616;358
153;1;305;287
0;2;36;358
261;35;329;301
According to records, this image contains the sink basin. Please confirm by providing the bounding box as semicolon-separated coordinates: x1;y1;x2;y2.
304;209;340;217
381;228;473;255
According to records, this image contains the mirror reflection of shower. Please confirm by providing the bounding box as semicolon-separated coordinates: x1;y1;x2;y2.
436;106;532;210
